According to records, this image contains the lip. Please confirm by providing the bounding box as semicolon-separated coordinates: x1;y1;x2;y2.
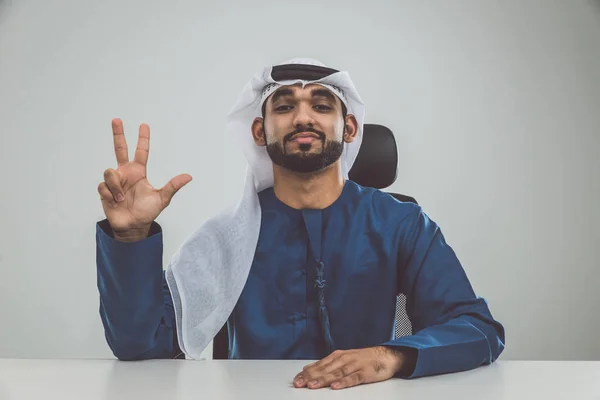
290;132;320;141
291;137;318;145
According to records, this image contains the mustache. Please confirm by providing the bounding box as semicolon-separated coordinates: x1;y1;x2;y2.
283;127;326;143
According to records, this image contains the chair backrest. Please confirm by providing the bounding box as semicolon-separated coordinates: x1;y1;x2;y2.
349;124;415;339
212;124;415;359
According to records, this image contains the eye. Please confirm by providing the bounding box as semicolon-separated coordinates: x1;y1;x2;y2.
314;105;332;112
275;105;293;112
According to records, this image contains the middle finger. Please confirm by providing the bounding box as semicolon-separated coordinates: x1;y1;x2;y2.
302;355;348;383
307;363;360;389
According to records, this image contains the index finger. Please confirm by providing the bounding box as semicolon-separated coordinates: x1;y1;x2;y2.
111;118;129;166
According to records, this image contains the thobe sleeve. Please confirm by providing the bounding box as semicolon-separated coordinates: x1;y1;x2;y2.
381;206;505;378
96;219;181;360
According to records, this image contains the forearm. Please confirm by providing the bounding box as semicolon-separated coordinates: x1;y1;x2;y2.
99;273;178;360
96;219;178;360
393;207;505;378
383;312;504;378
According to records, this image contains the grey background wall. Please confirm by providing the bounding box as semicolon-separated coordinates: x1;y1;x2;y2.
0;0;598;361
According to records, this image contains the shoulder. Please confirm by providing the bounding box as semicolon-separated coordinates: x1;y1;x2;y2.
346;180;422;223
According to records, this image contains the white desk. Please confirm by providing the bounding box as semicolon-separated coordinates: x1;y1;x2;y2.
0;359;598;399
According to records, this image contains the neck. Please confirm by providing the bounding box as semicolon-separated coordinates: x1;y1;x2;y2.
272;161;345;210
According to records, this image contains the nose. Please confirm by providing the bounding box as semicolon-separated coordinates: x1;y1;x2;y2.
291;102;316;129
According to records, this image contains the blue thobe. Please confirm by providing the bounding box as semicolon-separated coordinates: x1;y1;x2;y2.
96;180;505;378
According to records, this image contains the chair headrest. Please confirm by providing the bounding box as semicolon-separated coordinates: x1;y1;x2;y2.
349;124;398;189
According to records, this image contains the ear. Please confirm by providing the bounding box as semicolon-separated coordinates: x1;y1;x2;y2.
251;117;266;146
343;114;359;143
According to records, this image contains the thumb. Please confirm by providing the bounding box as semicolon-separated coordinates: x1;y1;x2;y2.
160;173;193;206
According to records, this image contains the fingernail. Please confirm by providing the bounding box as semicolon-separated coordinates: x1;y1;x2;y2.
331;383;340;389
295;377;304;385
309;380;318;386
116;193;124;202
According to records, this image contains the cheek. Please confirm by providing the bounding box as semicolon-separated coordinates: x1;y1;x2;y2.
265;118;290;139
328;122;345;141
328;115;345;133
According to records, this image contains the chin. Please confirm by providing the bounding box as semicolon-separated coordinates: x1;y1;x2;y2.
292;151;322;159
287;144;322;154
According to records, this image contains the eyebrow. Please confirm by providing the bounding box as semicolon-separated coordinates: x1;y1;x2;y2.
310;88;337;103
270;87;338;105
270;88;294;105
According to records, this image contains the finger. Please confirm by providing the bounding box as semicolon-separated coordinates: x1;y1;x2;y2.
293;354;340;388
306;362;360;390
295;361;325;385
111;118;129;166
104;168;125;202
294;361;319;387
303;351;344;377
98;182;115;204
293;370;313;388
134;123;150;166
159;173;192;206
319;353;351;375
304;351;340;371
331;371;366;390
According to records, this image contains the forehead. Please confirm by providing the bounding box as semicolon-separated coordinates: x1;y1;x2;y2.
268;83;338;101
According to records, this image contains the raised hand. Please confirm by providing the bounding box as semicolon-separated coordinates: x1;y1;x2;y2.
98;118;192;241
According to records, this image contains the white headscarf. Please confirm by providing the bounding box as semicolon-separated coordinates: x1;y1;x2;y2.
165;58;365;359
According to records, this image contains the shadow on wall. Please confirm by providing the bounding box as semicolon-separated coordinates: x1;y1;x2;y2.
0;0;11;25
588;0;600;23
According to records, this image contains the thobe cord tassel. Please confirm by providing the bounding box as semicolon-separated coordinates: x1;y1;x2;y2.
315;260;335;355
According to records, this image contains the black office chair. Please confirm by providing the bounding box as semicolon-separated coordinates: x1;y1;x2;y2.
212;123;416;359
348;124;416;341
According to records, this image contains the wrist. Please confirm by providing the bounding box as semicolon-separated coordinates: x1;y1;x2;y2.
113;225;151;242
379;346;417;376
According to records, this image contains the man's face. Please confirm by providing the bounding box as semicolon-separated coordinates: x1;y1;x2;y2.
260;83;347;173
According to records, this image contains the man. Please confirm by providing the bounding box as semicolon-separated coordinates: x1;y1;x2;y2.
96;58;505;390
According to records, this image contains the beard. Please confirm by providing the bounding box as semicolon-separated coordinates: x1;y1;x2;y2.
265;127;344;173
